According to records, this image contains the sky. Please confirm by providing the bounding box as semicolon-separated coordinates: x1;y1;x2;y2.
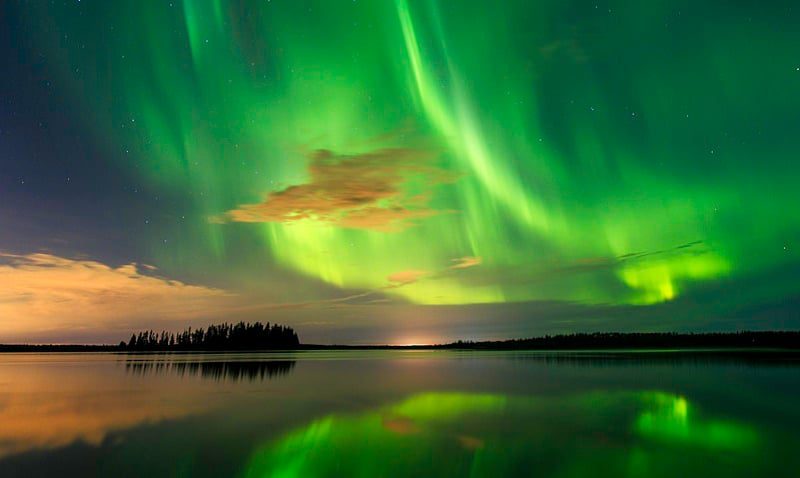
1;0;798;344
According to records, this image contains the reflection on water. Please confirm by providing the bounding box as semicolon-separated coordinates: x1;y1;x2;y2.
0;351;798;477
125;357;296;382
633;392;757;450
244;391;764;478
0;354;296;461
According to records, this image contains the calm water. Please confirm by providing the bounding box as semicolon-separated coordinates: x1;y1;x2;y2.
0;351;798;477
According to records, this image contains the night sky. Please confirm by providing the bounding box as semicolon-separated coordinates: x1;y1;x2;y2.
1;0;798;344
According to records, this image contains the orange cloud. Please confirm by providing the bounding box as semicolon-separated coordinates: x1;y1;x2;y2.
457;435;485;450
382;415;420;435
387;269;430;285
216;148;458;231
261;255;485;311
0;253;234;341
385;256;481;287
449;256;482;270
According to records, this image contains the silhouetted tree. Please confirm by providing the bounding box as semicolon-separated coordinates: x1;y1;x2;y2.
120;321;300;351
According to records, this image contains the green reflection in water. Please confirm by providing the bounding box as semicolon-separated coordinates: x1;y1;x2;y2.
635;391;757;450
243;391;765;478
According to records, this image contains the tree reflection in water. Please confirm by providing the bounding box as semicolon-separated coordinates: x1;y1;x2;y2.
125;358;295;382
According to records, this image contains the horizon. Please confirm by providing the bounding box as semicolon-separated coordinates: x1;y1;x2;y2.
1;1;799;344
4;328;800;348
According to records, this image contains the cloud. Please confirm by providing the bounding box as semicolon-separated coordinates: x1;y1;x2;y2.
449;256;481;270
241;256;484;313
0;249;488;343
382;256;483;291
0;253;234;341
386;257;482;287
456;241;712;288
387;269;430;285
378;256;484;292
216;148;458;231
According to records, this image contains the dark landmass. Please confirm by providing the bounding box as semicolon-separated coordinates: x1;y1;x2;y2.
421;330;800;350
119;321;300;351
1;331;799;353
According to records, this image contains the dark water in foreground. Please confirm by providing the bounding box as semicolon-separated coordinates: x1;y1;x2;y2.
0;351;798;477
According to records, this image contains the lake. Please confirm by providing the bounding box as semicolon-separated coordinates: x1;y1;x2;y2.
0;351;798;477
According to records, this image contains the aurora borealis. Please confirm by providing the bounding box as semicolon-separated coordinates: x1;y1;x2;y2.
1;0;799;343
243;391;767;477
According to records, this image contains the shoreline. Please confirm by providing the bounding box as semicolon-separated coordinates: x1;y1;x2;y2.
3;331;799;353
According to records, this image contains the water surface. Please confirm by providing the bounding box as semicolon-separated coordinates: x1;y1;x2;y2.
0;351;798;477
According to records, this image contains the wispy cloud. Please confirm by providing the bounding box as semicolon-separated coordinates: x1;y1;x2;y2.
387;269;430;285
238;256;485;313
215;148;458;231
456;241;712;288
0;250;486;342
0;253;234;341
385;256;482;287
449;256;482;270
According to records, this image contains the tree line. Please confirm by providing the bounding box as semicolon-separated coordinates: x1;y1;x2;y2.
120;321;300;351
441;331;800;350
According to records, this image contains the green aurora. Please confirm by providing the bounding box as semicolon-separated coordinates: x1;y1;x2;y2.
243;391;774;477
11;0;800;338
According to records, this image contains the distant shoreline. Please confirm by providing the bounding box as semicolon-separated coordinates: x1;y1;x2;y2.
2;331;799;353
